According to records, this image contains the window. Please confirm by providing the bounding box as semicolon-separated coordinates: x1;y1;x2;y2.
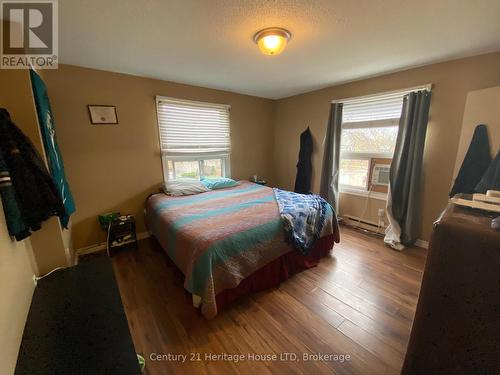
338;87;428;192
339;158;371;189
165;158;226;180
156;97;231;181
339;121;399;190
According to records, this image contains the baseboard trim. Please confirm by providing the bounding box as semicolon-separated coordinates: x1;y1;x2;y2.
137;231;151;240
342;215;429;250
76;231;151;257
415;239;429;249
342;215;385;234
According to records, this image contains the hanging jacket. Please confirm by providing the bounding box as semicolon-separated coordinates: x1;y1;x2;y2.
294;127;313;194
450;124;491;197
0;108;66;241
475;150;500;193
0;152;30;240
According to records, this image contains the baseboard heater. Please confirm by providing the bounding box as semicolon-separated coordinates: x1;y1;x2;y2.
341;214;385;237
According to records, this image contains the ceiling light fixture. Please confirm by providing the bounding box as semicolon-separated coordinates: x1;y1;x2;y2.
253;27;291;56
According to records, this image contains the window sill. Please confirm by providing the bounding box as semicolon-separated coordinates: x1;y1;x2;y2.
339;187;387;201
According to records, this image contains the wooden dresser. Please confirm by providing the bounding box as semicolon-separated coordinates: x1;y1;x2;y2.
402;204;500;374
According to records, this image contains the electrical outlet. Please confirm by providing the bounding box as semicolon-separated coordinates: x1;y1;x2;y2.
378;208;385;218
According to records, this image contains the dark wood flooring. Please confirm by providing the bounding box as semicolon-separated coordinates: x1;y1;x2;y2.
112;226;427;374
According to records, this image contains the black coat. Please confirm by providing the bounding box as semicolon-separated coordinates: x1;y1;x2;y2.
294;127;313;194
475;150;500;193
450;124;491;197
0;108;66;240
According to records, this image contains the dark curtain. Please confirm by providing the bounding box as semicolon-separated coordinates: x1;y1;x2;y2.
385;90;431;248
294;127;313;194
319;103;343;214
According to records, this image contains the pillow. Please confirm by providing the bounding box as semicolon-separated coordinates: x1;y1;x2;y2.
201;177;238;190
163;178;209;196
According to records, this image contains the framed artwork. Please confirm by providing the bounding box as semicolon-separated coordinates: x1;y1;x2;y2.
88;105;118;125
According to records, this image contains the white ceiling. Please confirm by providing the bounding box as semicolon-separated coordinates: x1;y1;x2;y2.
59;0;500;99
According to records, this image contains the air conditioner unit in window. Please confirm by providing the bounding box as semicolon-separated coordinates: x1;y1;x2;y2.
372;164;391;186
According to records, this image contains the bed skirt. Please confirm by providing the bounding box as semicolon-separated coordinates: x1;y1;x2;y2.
214;234;335;313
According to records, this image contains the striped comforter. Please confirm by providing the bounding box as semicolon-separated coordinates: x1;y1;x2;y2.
146;180;336;319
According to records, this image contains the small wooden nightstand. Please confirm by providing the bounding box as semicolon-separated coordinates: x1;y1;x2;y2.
107;215;138;255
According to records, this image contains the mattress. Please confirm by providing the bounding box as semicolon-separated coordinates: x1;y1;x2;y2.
145;180;336;319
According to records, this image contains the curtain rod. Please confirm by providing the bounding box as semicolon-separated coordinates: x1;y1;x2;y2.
331;84;433;104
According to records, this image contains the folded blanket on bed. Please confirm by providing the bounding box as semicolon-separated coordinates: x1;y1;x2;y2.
273;188;330;255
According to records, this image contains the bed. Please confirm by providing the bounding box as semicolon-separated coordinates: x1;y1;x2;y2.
145;180;339;319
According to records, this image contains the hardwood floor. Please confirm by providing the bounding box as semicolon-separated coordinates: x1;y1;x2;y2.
112;226;427;375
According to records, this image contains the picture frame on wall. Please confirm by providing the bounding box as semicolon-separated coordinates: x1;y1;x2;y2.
88;105;118;125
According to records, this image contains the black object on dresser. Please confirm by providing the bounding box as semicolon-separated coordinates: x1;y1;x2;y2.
15;257;141;375
402;204;500;375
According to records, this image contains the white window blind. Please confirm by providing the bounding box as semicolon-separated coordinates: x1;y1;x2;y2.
156;97;231;156
340;86;430;123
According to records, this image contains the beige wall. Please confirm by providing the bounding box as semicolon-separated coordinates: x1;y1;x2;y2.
0;204;35;375
272;51;500;241
42;65;275;250
339;193;387;227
